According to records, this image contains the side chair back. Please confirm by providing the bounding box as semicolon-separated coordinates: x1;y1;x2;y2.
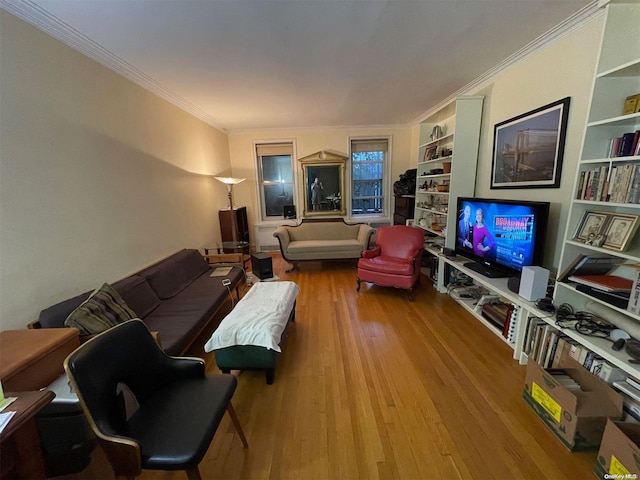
64;319;247;480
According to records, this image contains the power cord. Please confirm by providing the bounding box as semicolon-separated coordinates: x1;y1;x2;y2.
554;303;615;339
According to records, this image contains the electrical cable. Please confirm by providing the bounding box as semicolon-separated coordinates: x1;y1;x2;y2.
554;303;615;339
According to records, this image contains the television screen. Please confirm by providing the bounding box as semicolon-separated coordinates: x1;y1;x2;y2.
455;197;550;278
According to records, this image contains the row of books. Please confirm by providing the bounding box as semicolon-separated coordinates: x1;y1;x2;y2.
524;318;629;383
607;130;640;158
481;302;519;344
577;163;640;203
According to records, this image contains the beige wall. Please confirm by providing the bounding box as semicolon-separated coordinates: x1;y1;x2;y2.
0;12;232;329
227;126;414;235
468;15;604;272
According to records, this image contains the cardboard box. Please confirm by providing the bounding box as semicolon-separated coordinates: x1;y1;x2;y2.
595;419;640;479
523;357;623;450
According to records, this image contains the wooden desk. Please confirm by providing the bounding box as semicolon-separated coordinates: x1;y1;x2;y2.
0;390;55;480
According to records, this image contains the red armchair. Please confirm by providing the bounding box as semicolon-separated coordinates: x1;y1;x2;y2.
356;225;424;301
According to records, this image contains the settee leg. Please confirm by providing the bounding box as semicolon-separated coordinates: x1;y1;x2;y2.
408;288;414;302
285;261;298;273
265;368;275;385
356;278;361;292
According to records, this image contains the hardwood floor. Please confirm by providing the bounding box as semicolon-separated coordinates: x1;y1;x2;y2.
66;254;597;479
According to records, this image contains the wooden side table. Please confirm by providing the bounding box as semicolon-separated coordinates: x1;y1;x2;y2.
0;390;55;480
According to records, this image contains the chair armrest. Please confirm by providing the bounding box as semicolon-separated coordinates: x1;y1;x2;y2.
361;246;381;258
357;224;375;249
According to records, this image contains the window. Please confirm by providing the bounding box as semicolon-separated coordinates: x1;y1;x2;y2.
255;142;295;221
350;138;389;217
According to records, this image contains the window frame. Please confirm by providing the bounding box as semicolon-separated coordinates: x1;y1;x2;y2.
349;136;391;220
254;140;297;223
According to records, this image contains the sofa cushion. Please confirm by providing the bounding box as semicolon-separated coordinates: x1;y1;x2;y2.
112;275;161;319
38;291;92;329
287;239;364;254
64;283;137;334
144;267;244;355
141;249;209;299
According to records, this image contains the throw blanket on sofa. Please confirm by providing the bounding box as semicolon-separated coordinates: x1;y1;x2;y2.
204;281;300;352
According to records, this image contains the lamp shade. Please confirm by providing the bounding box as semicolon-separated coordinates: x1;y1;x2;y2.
215;177;245;185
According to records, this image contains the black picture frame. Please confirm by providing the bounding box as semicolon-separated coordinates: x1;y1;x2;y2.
490;97;570;189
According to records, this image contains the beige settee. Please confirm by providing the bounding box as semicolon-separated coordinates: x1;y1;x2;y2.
273;219;374;272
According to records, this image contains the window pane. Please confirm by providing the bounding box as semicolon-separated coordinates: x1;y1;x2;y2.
351;139;387;216
264;184;294;217
256;146;295;221
262;155;292;183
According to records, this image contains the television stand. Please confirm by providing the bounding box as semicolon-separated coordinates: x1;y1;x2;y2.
434;254;550;366
463;261;508;279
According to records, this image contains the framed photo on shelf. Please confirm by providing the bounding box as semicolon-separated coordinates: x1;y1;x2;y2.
602;213;639;251
423;146;437;162
490;97;570;189
573;211;608;244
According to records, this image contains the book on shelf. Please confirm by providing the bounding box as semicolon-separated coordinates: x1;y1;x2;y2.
627;266;640;314
575;283;630;309
556;254;623;283
567;274;633;293
626;375;640;391
613;381;640;404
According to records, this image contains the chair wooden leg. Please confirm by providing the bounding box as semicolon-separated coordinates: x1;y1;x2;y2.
186;467;202;480
356;278;361;291
226;403;248;448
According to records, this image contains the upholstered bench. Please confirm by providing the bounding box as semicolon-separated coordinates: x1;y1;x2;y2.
204;281;299;384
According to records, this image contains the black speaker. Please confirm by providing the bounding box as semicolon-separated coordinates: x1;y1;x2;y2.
251;252;273;280
283;205;296;219
507;277;520;293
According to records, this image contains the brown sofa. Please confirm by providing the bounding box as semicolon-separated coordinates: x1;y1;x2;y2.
34;249;244;356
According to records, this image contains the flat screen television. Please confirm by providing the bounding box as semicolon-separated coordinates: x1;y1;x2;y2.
454;197;550;278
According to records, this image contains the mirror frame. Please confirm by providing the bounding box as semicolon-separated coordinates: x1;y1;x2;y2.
298;150;347;217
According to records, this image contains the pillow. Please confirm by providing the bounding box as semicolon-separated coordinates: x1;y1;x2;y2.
64;283;137;334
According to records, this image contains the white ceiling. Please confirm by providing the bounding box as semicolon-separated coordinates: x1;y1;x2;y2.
2;0;598;132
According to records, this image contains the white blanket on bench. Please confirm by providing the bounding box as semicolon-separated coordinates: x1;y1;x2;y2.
204;281;300;353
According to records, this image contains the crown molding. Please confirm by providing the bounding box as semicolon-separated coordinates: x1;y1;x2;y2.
411;0;604;125
2;0;604;133
0;0;228;133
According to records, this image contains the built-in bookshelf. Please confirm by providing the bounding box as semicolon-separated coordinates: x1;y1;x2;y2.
552;0;640;379
415;97;483;252
415;96;483;288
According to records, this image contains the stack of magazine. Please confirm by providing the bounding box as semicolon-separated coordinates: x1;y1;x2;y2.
558;254;630;308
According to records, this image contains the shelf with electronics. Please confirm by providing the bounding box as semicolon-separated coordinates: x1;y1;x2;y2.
552;0;640;380
414;96;484;284
436;253;555;362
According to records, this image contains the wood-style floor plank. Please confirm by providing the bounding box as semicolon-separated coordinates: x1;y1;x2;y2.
63;254;597;480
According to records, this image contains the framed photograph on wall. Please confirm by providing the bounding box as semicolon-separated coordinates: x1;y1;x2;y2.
490;97;570;189
602;213;639;251
573;211;608;244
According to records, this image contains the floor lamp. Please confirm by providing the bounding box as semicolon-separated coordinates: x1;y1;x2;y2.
215;176;245;245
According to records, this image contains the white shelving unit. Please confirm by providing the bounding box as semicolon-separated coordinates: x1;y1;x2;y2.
552;0;640;379
415;96;484;289
439;255;550;362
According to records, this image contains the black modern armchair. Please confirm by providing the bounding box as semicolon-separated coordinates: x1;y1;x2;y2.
64;319;247;480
